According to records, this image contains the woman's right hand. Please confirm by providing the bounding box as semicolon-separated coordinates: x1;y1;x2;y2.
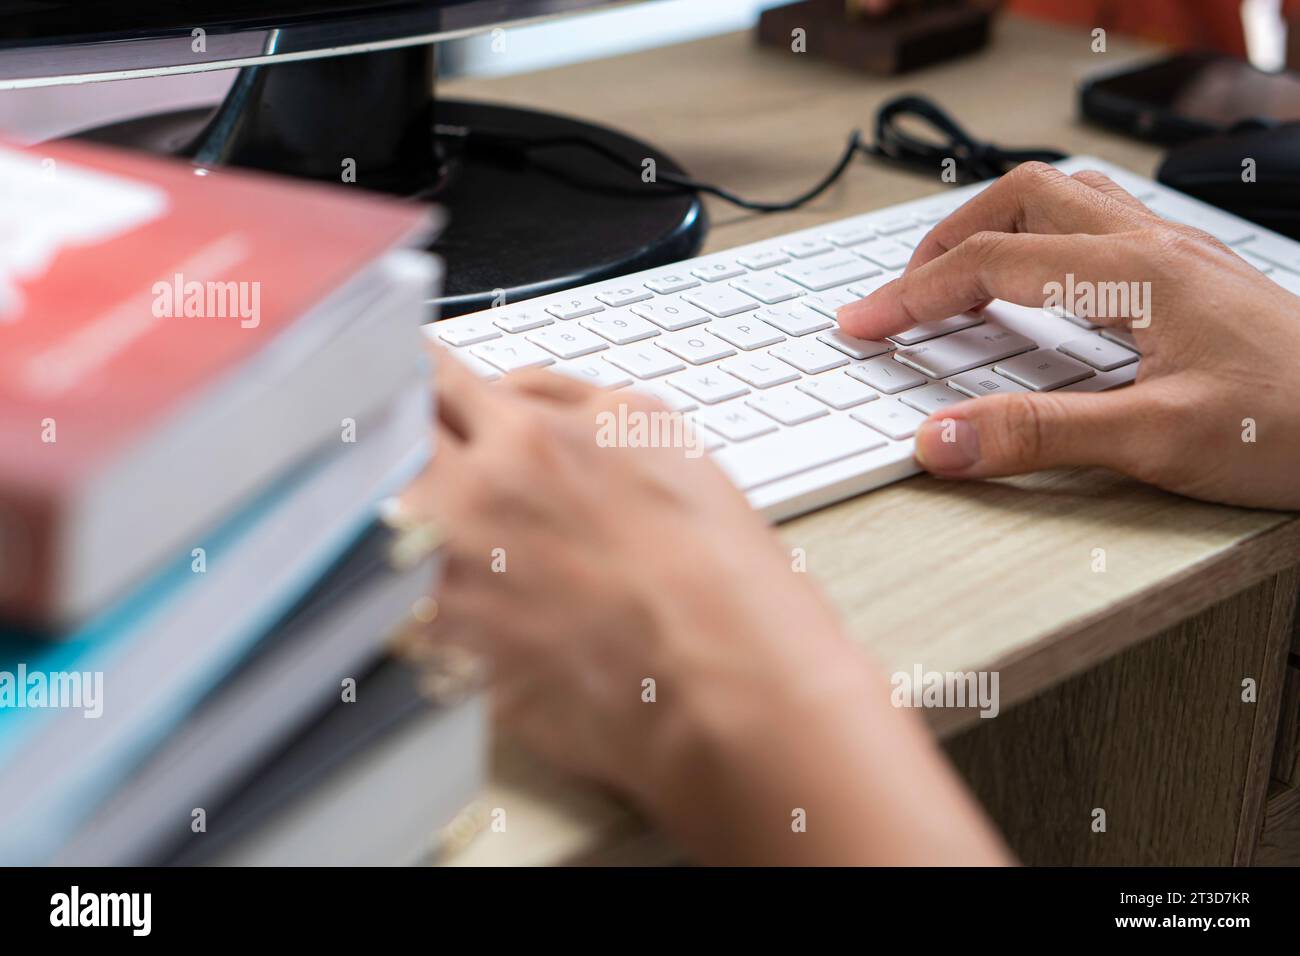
837;162;1300;510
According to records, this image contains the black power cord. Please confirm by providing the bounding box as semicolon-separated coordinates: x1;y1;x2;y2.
435;94;1065;212
867;95;1067;183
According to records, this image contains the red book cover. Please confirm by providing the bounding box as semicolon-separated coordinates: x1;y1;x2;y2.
0;138;435;621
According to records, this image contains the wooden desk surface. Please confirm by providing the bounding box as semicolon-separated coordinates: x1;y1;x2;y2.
437;16;1300;866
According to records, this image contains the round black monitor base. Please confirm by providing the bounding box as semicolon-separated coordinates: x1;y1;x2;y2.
423;100;706;317
66;45;707;317
68;97;706;318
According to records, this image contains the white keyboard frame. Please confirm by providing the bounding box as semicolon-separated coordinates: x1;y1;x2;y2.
427;156;1297;522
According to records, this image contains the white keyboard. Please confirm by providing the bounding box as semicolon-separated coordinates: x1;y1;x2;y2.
426;156;1298;521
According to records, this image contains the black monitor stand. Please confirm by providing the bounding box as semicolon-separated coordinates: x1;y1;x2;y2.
70;44;706;318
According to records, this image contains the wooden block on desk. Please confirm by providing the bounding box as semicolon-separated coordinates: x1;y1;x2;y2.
757;0;992;75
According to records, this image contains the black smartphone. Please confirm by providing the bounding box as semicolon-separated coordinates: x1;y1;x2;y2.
1080;52;1300;145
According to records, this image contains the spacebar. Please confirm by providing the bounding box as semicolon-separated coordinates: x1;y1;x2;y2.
711;417;886;491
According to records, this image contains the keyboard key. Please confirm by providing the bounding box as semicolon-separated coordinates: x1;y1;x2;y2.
731;273;804;304
779;253;880;292
631;299;711;331
856;240;912;271
851;398;927;440
644;273;700;295
682;284;761;318
1100;328;1142;354
1057;335;1139;372
899;381;967;416
826;224;877;247
847;272;898;299
737;250;791;271
493;309;552;334
797;373;878;409
1057;309;1099;330
691;260;747;283
894;325;1036;378
527;324;609;359
695;403;778;442
994;350;1095;391
817;330;892;359
470;340;555;373
947;369;1029;398
437;321;501;347
718;355;800;389
656;330;736;365
769;340;849;374
800;290;858;318
580;310;660;345
555;359;633;389
708;317;785;350
686;416;727;451
712;416;887;490
605;345;684;379
914;203;956;225
666;368;750;404
873;214;915;235
595;285;653;307
782;238;834;259
756;304;831;337
746;385;830;426
1060;361;1139;393
888;313;983;346
458;352;503;381
891;226;930;250
845;355;927;394
545;296;604;320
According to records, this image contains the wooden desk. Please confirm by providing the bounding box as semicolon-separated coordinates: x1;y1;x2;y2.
437;15;1300;866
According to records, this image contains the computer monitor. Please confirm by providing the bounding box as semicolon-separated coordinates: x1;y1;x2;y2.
0;1;706;316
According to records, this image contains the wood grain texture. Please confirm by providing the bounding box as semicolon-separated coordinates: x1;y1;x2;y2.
1256;784;1300;866
438;17;1300;866
1268;577;1300;786
1272;666;1300;787
945;575;1292;866
1235;567;1300;864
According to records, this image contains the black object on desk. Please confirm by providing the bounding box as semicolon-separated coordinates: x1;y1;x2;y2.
73;45;706;319
1081;52;1300;145
757;0;991;75
1158;122;1300;241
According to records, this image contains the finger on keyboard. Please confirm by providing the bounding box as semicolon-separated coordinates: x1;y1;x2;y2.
506;365;609;401
420;157;1182;517
907;161;1150;273
432;345;506;438
1069;169;1149;213
836;232;1138;342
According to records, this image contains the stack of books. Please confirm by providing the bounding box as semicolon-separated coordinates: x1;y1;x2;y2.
0;138;485;865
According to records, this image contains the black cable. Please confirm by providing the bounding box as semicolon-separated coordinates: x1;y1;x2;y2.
663;133;864;210
509;129;866;212
435;124;865;212
434;95;1064;212
866;94;1066;183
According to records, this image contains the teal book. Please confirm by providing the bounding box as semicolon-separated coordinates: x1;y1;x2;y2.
0;383;428;863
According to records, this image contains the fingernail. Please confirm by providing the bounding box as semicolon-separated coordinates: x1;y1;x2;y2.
915;417;980;472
